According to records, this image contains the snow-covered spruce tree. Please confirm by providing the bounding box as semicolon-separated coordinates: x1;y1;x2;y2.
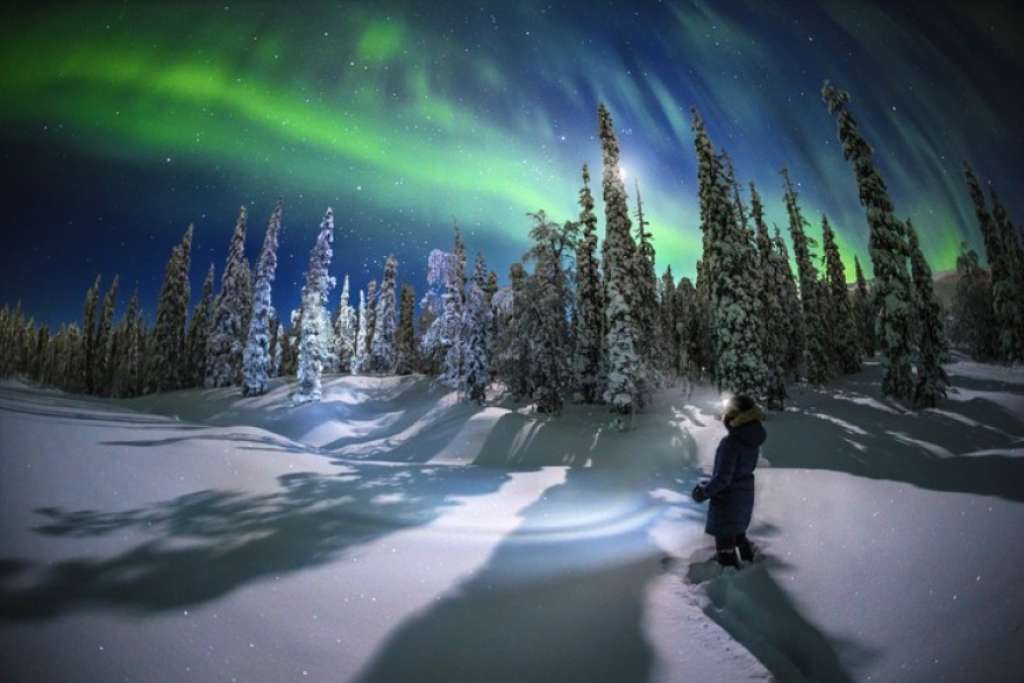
185;264;215;388
691;108;765;396
750;183;788;408
691;118;718;383
573;163;605;403
659;266;677;375
906;220;950;407
28;324;47;383
206;207;251;387
364;279;378;359
242;200;283;396
41;323;59;387
484;271;498;307
524;213;571;414
781;169;831;385
672;276;698;378
726;160;768;388
95;274;119;396
598;103;643;424
416;249;451;375
950;244;997;360
633;180;661;376
962;164;1012;361
295;208;337;403
994;194;1024;292
148;224;193;393
268;313;283;377
370;255;399;374
238;261;254;358
852;256;877;358
484;270;500;358
332;275;357;373
461;252;492;403
416;307;436;374
771;227;804;380
49;326;67;387
821;215;862;374
440;227;467;388
64;323;85;392
281;309;300;376
81;275;101;393
112;288;143;397
54;325;78;389
0;307;12;379
351;290;368;374
690;259;713;380
495;261;532;400
15;314;32;378
396;283;417;375
823;81;914;398
989;191;1024;362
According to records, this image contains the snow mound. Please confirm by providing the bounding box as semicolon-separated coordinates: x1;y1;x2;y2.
1;360;1022;682
126;374;702;469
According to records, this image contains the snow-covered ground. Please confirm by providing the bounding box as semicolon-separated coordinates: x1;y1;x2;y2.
1;360;1022;682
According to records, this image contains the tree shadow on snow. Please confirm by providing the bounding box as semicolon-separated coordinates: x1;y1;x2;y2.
472;398;699;470
765;367;1024;503
0;464;515;620
100;431;314;455
0;384;196;430
355;451;704;683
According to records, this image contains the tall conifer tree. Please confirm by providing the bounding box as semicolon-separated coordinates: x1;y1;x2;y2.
598;104;642;425
691;109;764;395
206;207;251;387
332;275;358;373
906;220;950;407
461;252;492;403
988;191;1024;362
95;275;119;396
573;164;604;403
781;169;831;384
821;215;862;374
185;264;215;387
751;183;788;407
295;208;336;403
81;275;101;393
149;225;193;392
370;256;399;374
396;283;417;375
852;256;876;358
242;201;283;396
823;81;914;398
352;291;368;374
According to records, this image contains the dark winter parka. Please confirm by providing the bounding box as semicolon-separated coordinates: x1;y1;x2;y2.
704;407;766;537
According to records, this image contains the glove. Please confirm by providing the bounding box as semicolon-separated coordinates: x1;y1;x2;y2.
691;484;708;503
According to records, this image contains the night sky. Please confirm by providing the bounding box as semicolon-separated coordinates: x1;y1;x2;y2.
1;1;1021;328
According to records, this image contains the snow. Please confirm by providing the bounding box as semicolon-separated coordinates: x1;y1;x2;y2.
1;360;1023;681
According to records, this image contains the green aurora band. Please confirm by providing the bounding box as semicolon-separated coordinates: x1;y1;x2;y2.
1;2;1015;284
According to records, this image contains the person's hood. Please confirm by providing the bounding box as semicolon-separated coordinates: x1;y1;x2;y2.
726;406;767;448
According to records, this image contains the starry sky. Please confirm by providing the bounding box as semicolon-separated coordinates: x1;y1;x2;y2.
1;1;1021;327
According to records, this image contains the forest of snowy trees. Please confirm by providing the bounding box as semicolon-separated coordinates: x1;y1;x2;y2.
2;82;1023;425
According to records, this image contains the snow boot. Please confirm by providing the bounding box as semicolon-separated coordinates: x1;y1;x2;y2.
736;535;758;563
715;548;740;568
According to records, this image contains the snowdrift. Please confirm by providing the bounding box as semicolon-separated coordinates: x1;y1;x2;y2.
1;360;1022;682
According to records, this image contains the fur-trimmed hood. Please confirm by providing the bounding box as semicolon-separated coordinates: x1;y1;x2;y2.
725;406;766;448
727;406;765;429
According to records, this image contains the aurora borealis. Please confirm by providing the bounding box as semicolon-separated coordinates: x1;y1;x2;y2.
1;1;1021;325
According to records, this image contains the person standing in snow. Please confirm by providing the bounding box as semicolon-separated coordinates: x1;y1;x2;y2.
691;394;766;568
